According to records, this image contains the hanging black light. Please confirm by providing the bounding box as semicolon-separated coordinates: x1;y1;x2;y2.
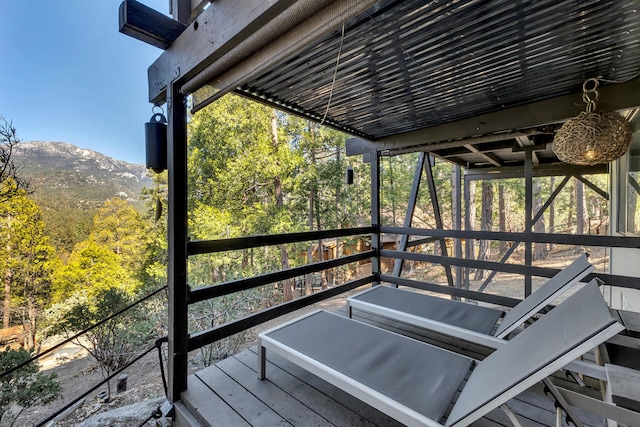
145;106;167;173
345;166;354;185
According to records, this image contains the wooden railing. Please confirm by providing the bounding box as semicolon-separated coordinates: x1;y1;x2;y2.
184;226;376;353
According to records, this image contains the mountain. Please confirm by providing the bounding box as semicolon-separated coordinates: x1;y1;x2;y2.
11;141;155;254
12;141;153;210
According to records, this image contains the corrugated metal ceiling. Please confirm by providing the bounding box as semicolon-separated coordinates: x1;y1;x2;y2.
231;0;639;143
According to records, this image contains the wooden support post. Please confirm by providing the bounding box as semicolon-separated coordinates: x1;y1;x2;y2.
170;0;192;25
453;165;462;289
392;153;426;278
463;174;471;291
371;150;381;284
424;156;454;288
167;83;189;402
524;148;533;296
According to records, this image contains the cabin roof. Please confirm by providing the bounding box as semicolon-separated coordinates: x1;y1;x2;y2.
180;0;640;170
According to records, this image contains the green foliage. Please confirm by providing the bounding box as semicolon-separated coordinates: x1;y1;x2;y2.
51;197;150;301
89;197;151;279
0;184;56;344
0;346;61;426
51;240;137;302
43;287;159;398
140;173;169;289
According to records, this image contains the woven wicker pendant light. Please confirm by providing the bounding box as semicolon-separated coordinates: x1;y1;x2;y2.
552;78;632;165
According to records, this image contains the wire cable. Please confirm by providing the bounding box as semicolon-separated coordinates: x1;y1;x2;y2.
0;285;167;381
35;344;157;427
320;22;345;126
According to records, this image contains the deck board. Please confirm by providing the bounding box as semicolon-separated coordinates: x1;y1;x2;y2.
180;346;607;427
181;375;249;427
194;364;290;426
216;355;334;426
234;349;383;427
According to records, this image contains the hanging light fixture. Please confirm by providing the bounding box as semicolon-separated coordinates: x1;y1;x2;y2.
145;105;167;173
552;78;632;165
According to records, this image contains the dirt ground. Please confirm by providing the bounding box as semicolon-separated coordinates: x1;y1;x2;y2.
17;245;606;426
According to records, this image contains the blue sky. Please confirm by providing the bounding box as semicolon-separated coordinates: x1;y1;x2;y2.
0;1;167;165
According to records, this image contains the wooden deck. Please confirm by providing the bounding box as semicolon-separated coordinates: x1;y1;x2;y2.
175;305;609;427
176;346;607;427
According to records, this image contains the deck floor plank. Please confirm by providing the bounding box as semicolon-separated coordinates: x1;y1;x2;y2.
252;347;406;426
216;353;336;426
195;364;290;426
235;349;382;427
180;345;611;427
182;375;250;427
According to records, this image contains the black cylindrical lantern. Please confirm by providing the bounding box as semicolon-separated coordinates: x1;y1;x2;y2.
145;112;167;173
345;166;354;185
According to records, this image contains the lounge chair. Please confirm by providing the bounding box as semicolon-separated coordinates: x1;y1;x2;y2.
346;253;593;348
258;281;623;426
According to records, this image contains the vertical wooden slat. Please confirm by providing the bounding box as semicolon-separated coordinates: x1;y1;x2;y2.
371;150;381;284
453;165;462;289
463;174;471;291
524;148;533;297
167;83;189;401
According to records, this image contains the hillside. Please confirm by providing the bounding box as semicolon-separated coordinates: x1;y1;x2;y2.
12;141;154;253
13;141;152;209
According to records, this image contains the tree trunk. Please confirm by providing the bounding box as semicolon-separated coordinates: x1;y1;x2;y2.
3;267;10;329
475;181;493;280
576;179;585;234
388;157;397;226
467;180;476;261
498;183;508;254
549;176;555;251
3;215;11;329
314;187;329;290
574;178;585;253
567;179;575;230
628;172;637;233
271;113;293;301
305;160;315;295
532;178;548;260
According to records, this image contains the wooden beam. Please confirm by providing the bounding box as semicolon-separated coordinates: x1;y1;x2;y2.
170;0;192;24
356;79;640;153
465;163;608;180
148;0;298;104
119;0;187;50
191;1;212;18
514;135;539;165
464;144;503;167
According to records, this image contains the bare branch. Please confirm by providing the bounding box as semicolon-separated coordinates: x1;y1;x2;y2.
0;117;32;202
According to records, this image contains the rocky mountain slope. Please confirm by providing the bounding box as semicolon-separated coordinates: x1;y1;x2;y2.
11;141;155;253
12;141;153;209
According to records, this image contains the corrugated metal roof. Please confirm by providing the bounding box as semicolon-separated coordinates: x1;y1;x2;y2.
233;0;639;145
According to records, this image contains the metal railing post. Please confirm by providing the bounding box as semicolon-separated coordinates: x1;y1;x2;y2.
167;83;189;401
